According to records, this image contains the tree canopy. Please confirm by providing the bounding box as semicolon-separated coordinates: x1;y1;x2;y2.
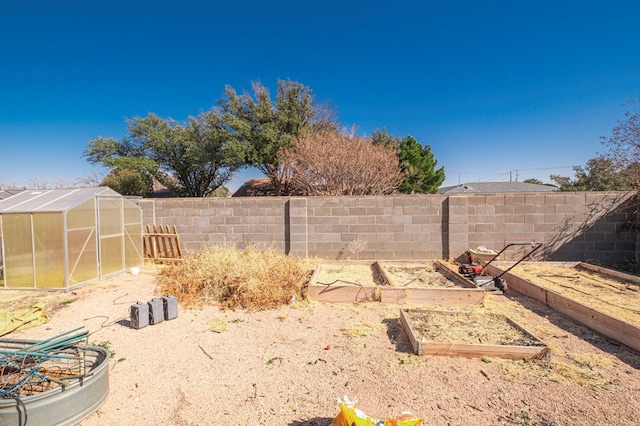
85;112;243;197
85;79;450;197
550;99;640;192
371;129;445;194
600;98;640;188
397;135;445;194
550;156;631;191
217;79;336;195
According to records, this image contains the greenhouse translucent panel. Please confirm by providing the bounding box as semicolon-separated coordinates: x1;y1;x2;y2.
2;214;34;288
124;224;143;269
100;235;124;275
67;228;98;285
67;198;96;230
98;198;122;237
123;200;141;225
33;213;65;289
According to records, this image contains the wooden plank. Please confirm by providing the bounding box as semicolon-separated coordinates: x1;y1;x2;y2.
435;261;481;289
159;225;169;259
420;342;548;360
172;225;182;258
545;289;640;352
380;287;484;306
399;309;422;355
434;261;477;288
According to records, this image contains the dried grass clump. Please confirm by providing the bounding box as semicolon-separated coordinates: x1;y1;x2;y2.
157;245;317;310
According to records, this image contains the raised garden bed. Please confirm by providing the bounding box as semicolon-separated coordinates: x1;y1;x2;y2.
485;261;640;353
378;261;484;305
307;261;384;302
307;261;483;305
399;309;550;360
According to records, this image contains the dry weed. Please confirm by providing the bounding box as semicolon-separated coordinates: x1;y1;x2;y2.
208;318;228;333
157;245;317;310
342;321;385;338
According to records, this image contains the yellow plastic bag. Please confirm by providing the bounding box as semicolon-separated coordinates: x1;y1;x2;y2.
0;302;50;336
331;397;422;426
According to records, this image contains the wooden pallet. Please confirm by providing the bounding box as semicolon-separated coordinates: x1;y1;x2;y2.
143;224;183;262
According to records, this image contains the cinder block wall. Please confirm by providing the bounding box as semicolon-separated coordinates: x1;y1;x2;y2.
460;192;637;263
137;198;290;253
305;196;446;259
136;191;637;264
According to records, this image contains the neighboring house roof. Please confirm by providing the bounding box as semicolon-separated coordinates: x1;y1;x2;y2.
438;182;557;194
232;178;278;197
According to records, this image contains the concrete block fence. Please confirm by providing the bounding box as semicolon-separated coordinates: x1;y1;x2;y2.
136;191;638;265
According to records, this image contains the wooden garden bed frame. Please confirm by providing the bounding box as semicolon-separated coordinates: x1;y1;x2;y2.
485;262;640;353
399;308;550;360
377;261;484;305
307;260;484;306
306;260;381;302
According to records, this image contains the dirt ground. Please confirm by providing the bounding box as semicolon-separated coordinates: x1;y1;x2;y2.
3;267;640;425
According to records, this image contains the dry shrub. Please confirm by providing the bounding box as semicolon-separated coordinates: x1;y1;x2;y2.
282;129;404;195
157;245;317;310
501;357;612;387
342;321;385;338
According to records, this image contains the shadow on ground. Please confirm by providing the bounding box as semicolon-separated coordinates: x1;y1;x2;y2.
504;290;640;370
288;417;334;425
383;317;414;354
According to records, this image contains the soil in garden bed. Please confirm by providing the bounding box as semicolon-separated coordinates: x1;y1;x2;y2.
405;310;545;347
509;264;640;326
381;263;467;288
314;264;387;287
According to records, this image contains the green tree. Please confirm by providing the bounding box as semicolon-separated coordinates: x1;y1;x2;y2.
218;79;335;195
550;156;631;191
102;168;154;197
523;178;543;185
85;112;242;197
370;128;400;148
397;135;445;194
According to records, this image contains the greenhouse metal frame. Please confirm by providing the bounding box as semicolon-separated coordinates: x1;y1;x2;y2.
0;187;143;291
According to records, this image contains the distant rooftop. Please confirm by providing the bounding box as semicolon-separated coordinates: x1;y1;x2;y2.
438;181;557;194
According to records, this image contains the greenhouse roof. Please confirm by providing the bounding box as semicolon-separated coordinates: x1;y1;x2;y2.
0;187;121;213
0;189;23;200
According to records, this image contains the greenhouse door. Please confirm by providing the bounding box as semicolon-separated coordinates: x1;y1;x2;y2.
98;197;125;276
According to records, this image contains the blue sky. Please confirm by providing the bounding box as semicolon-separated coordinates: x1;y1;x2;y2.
1;1;638;191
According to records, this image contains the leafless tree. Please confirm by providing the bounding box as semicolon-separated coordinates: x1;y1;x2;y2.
601;98;640;188
282;130;404;195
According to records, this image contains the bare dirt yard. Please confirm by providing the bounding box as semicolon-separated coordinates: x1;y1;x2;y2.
3;266;640;425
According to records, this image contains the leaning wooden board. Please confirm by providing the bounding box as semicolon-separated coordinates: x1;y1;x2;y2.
485;263;640;353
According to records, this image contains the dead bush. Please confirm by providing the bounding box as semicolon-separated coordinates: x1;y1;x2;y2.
282;129;404;195
156;245;317;310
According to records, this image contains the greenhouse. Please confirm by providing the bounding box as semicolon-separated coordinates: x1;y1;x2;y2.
0;187;143;291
